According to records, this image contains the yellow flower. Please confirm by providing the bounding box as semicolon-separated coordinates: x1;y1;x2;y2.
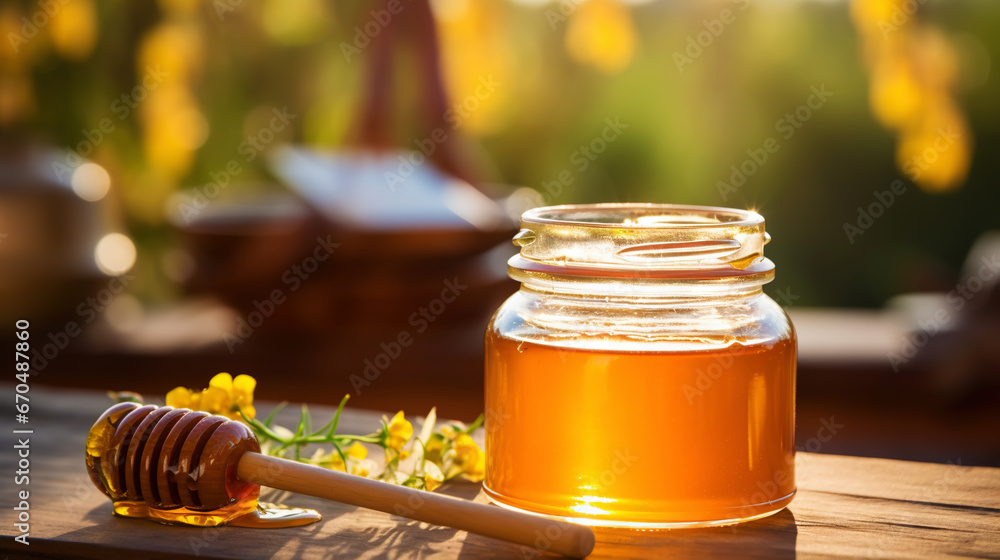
387;411;413;451
310;449;345;471
350;460;371;477
209;372;233;391
199;386;230;415
166;386;200;410
453;434;477;465
346;442;367;460
310;445;372;477
231;374;257;420
424;433;446;464
164;373;256;421
453;433;485;481
467;450;485;481
423;462;444;492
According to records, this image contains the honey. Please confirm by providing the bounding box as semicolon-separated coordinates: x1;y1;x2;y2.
484;203;797;527
85;402;321;528
485;336;796;526
108;500;321;528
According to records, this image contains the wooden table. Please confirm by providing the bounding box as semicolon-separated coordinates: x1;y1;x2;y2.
2;386;998;559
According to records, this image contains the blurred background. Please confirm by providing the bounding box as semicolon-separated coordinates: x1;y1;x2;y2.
1;0;998;465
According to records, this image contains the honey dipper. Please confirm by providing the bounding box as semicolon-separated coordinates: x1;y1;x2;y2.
86;402;595;558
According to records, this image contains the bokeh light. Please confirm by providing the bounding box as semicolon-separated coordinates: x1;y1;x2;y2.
565;0;636;74
49;0;98;60
94;233;138;275
71;162;111;202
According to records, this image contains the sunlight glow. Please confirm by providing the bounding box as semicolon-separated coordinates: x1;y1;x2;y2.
95;233;137;275
71;163;111;202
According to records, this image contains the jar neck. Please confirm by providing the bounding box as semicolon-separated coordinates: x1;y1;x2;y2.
501;272;784;352
509;251;773;301
516;275;770;304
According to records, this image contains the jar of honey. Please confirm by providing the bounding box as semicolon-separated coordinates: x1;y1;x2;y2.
484;203;796;528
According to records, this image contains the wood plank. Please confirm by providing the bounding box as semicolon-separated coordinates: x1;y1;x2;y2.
1;386;997;559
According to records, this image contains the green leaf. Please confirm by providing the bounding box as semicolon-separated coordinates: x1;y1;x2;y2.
330;394;350;436
331;434;382;444
240;411;290;444
416;439;428;470
294;405;309;439
317;394;350;438
465;413;485;433
331;441;349;468
263;402;287;428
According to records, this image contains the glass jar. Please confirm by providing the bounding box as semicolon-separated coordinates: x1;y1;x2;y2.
484;203;796;528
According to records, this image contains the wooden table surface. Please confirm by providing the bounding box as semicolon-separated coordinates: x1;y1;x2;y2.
2;386;998;559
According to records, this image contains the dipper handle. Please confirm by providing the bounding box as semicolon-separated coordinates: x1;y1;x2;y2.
237;452;595;558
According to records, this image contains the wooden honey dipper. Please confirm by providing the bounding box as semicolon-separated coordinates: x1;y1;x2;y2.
86;402;595;558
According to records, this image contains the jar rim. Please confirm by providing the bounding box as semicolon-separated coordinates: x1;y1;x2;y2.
511;203;772;284
521;203;764;230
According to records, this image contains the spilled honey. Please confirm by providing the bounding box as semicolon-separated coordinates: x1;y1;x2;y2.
229;503;322;528
484;335;796;527
111;500;321;528
86;402;321;529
